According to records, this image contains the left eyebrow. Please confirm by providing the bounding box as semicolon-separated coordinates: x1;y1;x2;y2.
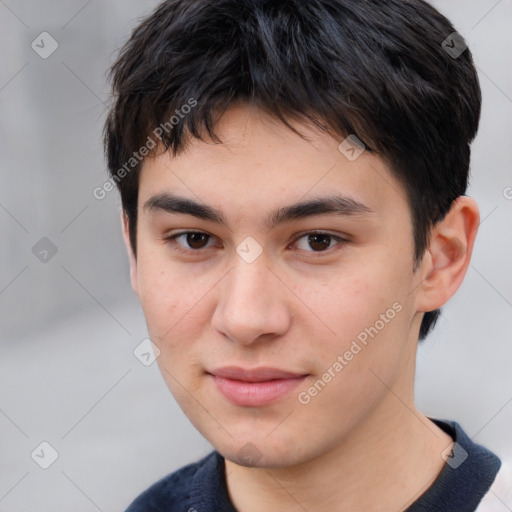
269;194;374;226
143;192;374;229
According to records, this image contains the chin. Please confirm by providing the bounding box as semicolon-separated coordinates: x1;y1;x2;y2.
214;434;311;469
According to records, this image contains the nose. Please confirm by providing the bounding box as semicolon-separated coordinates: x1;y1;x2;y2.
211;252;292;346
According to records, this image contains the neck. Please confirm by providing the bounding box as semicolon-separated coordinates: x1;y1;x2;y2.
224;396;453;511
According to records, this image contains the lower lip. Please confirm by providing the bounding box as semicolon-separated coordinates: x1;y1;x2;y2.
211;374;307;407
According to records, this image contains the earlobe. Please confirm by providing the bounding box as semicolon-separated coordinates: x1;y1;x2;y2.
121;210;139;297
416;196;480;313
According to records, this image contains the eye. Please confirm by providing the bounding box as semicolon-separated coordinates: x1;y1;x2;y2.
164;230;347;255
165;231;215;252
292;231;347;253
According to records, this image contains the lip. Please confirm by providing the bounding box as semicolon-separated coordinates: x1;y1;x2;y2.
208;366;308;407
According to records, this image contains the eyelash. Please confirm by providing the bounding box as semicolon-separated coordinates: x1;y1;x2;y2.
163;230;348;256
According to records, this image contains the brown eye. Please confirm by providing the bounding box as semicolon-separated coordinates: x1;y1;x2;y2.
307;233;332;251
184;232;210;249
166;231;214;252
294;232;345;252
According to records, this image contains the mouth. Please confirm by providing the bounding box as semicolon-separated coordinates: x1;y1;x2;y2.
207;366;309;407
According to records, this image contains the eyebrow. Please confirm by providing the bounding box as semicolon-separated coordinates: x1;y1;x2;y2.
143;192;374;229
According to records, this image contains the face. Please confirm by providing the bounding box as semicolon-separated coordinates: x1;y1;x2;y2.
127;104;426;468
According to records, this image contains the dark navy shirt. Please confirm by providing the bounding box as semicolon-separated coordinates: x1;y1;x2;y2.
125;419;501;512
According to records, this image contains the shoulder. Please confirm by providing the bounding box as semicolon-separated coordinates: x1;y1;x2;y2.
407;419;503;511
124;450;220;512
476;460;512;512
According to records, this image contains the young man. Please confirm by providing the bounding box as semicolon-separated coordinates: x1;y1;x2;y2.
104;0;510;510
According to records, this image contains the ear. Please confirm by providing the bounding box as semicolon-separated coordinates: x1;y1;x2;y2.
416;196;480;313
121;210;139;297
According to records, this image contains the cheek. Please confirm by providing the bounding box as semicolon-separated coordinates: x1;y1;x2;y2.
303;257;411;362
135;250;216;350
138;277;175;339
135;249;184;342
136;262;203;392
308;271;386;334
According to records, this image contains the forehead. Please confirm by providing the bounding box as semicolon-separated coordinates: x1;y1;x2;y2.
138;105;409;225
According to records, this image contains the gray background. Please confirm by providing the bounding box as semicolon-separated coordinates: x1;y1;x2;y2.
1;1;511;510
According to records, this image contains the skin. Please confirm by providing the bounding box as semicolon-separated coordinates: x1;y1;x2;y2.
122;104;480;511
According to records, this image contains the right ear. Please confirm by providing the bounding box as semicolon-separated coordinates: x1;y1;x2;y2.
121;210;139;297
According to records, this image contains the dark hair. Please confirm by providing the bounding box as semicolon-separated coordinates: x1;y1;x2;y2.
103;0;481;340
